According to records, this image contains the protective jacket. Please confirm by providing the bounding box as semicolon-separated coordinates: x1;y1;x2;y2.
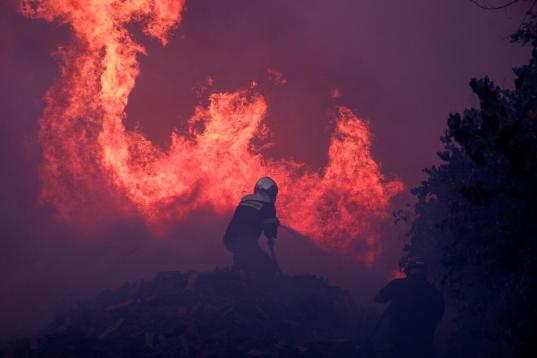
223;191;279;252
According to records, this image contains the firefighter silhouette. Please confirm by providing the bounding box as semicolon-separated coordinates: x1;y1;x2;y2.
223;177;280;276
374;260;445;358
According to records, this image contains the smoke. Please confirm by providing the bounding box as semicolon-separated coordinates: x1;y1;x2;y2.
4;0;528;345
21;0;402;264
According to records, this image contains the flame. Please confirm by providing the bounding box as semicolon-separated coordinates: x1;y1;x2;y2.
21;0;403;264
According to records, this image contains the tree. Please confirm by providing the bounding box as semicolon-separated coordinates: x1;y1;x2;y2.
403;14;537;357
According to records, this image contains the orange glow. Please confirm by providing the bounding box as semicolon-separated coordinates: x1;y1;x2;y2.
22;0;403;264
387;269;406;280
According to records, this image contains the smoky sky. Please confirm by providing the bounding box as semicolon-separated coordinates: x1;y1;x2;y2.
0;0;531;342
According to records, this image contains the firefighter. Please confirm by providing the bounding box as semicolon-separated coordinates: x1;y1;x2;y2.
374;260;445;358
223;177;280;276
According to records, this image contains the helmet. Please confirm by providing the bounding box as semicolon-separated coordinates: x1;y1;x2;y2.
254;177;278;202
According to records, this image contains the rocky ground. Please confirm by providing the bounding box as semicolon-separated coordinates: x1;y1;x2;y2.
4;269;377;357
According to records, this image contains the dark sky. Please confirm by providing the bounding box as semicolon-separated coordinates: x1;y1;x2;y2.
0;0;531;342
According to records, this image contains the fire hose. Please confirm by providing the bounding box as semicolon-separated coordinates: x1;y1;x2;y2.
266;224;308;274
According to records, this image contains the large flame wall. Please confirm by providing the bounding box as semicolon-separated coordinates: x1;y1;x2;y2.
21;0;403;264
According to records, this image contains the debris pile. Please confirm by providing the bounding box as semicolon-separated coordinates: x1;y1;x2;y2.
8;269;366;357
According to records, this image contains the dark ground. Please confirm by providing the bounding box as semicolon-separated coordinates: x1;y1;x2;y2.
3;269;379;357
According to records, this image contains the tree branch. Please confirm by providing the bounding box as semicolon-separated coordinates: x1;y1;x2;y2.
527;0;537;13
469;0;521;10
